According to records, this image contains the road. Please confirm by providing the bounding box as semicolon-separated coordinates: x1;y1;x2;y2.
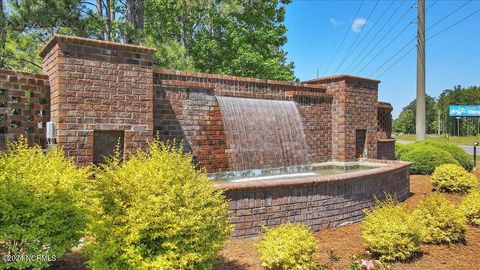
396;140;475;155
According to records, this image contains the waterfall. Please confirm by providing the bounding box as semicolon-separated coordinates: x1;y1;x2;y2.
217;96;309;171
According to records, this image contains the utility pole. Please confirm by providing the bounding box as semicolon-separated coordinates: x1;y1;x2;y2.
416;0;426;140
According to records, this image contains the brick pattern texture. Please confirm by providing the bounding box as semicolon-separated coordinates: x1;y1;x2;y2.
220;161;410;238
40;35;154;165
0;69;50;149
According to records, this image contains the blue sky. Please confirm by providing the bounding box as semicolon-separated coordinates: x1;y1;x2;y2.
283;0;480;118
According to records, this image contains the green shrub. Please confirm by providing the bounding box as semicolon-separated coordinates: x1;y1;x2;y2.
412;141;473;171
460;191;480;226
256;223;318;270
400;145;459;174
362;197;421;261
395;143;411;160
0;139;90;270
431;164;478;193
414;193;467;243
85;141;231;270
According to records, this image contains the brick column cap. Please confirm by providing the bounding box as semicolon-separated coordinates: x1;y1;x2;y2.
378;101;393;111
39;34;156;58
302;74;381;85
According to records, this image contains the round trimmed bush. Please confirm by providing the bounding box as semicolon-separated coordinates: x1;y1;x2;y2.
460;191;480;226
412;141;473;171
401;146;459;175
395;143;411;160
431;164;478;193
85;141;231;270
0;139;90;270
256;223;318;270
362;197;421;261
414;193;467;243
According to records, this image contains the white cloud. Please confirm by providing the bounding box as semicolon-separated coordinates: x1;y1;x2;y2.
329;18;343;27
351;18;367;32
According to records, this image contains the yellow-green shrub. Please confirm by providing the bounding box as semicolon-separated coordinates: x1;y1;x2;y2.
460;191;480;226
85;141;231;270
0;139;90;270
256;223;318;270
414;193;467;243
362;197;421;261
431;164;479;194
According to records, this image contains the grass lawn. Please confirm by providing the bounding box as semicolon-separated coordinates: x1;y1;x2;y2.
394;134;480;146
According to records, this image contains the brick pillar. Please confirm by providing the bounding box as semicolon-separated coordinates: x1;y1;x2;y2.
304;75;379;161
40;35;155;165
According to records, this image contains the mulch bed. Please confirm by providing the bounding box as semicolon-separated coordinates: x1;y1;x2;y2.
49;172;480;270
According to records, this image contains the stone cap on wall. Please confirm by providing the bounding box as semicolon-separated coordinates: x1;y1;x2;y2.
39;35;157;58
0;68;50;82
303;74;381;84
378;101;393;111
154;68;328;93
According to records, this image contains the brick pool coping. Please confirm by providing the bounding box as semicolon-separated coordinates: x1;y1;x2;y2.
215;159;411;191
215;159;411;237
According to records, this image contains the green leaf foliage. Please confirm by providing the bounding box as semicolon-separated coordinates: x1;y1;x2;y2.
362;196;421;261
0;139;90;270
256;223;319;270
414;193;467;244
397;141;473;171
85;141;231;270
460;190;480;226
431;164;479;194
400;145;459;175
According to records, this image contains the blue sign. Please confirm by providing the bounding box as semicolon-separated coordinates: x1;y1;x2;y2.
449;105;480;117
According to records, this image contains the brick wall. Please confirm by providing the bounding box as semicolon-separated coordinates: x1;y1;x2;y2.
304;75;380;161
0;69;50;149
218;160;410;238
40;35;155;165
154;70;334;171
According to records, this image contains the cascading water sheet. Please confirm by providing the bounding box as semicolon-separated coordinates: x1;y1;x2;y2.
216;96;309;171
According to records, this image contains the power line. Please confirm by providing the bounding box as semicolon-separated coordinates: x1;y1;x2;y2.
343;0;408;74
368;0;475;78
353;15;416;75
322;0;365;77
426;0;439;12
348;1;416;75
374;9;480;78
333;0;380;74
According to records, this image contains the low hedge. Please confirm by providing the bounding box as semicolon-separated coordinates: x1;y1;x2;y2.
431;164;478;194
414;193;467;244
85;141;231;270
401;146;459;175
257;223;318;270
0;139;90;270
460;191;480;226
362;197;421;261
396;141;473;172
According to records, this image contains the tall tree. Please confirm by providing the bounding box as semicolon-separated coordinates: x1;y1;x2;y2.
0;0;6;49
125;0;144;44
145;0;296;81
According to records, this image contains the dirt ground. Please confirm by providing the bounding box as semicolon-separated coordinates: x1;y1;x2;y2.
49;173;480;270
214;173;480;270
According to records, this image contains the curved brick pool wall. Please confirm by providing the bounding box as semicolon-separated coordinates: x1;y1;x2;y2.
218;160;411;238
0;35;395;170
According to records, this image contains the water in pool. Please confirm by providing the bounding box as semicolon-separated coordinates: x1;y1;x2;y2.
209;163;380;183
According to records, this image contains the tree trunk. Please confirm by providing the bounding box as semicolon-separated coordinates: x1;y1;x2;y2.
105;0;112;41
126;0;144;44
0;0;6;49
96;0;105;40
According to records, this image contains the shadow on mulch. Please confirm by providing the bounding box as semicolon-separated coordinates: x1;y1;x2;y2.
46;249;88;270
213;257;251;270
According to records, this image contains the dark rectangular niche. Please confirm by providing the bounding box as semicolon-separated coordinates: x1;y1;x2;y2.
93;130;125;165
